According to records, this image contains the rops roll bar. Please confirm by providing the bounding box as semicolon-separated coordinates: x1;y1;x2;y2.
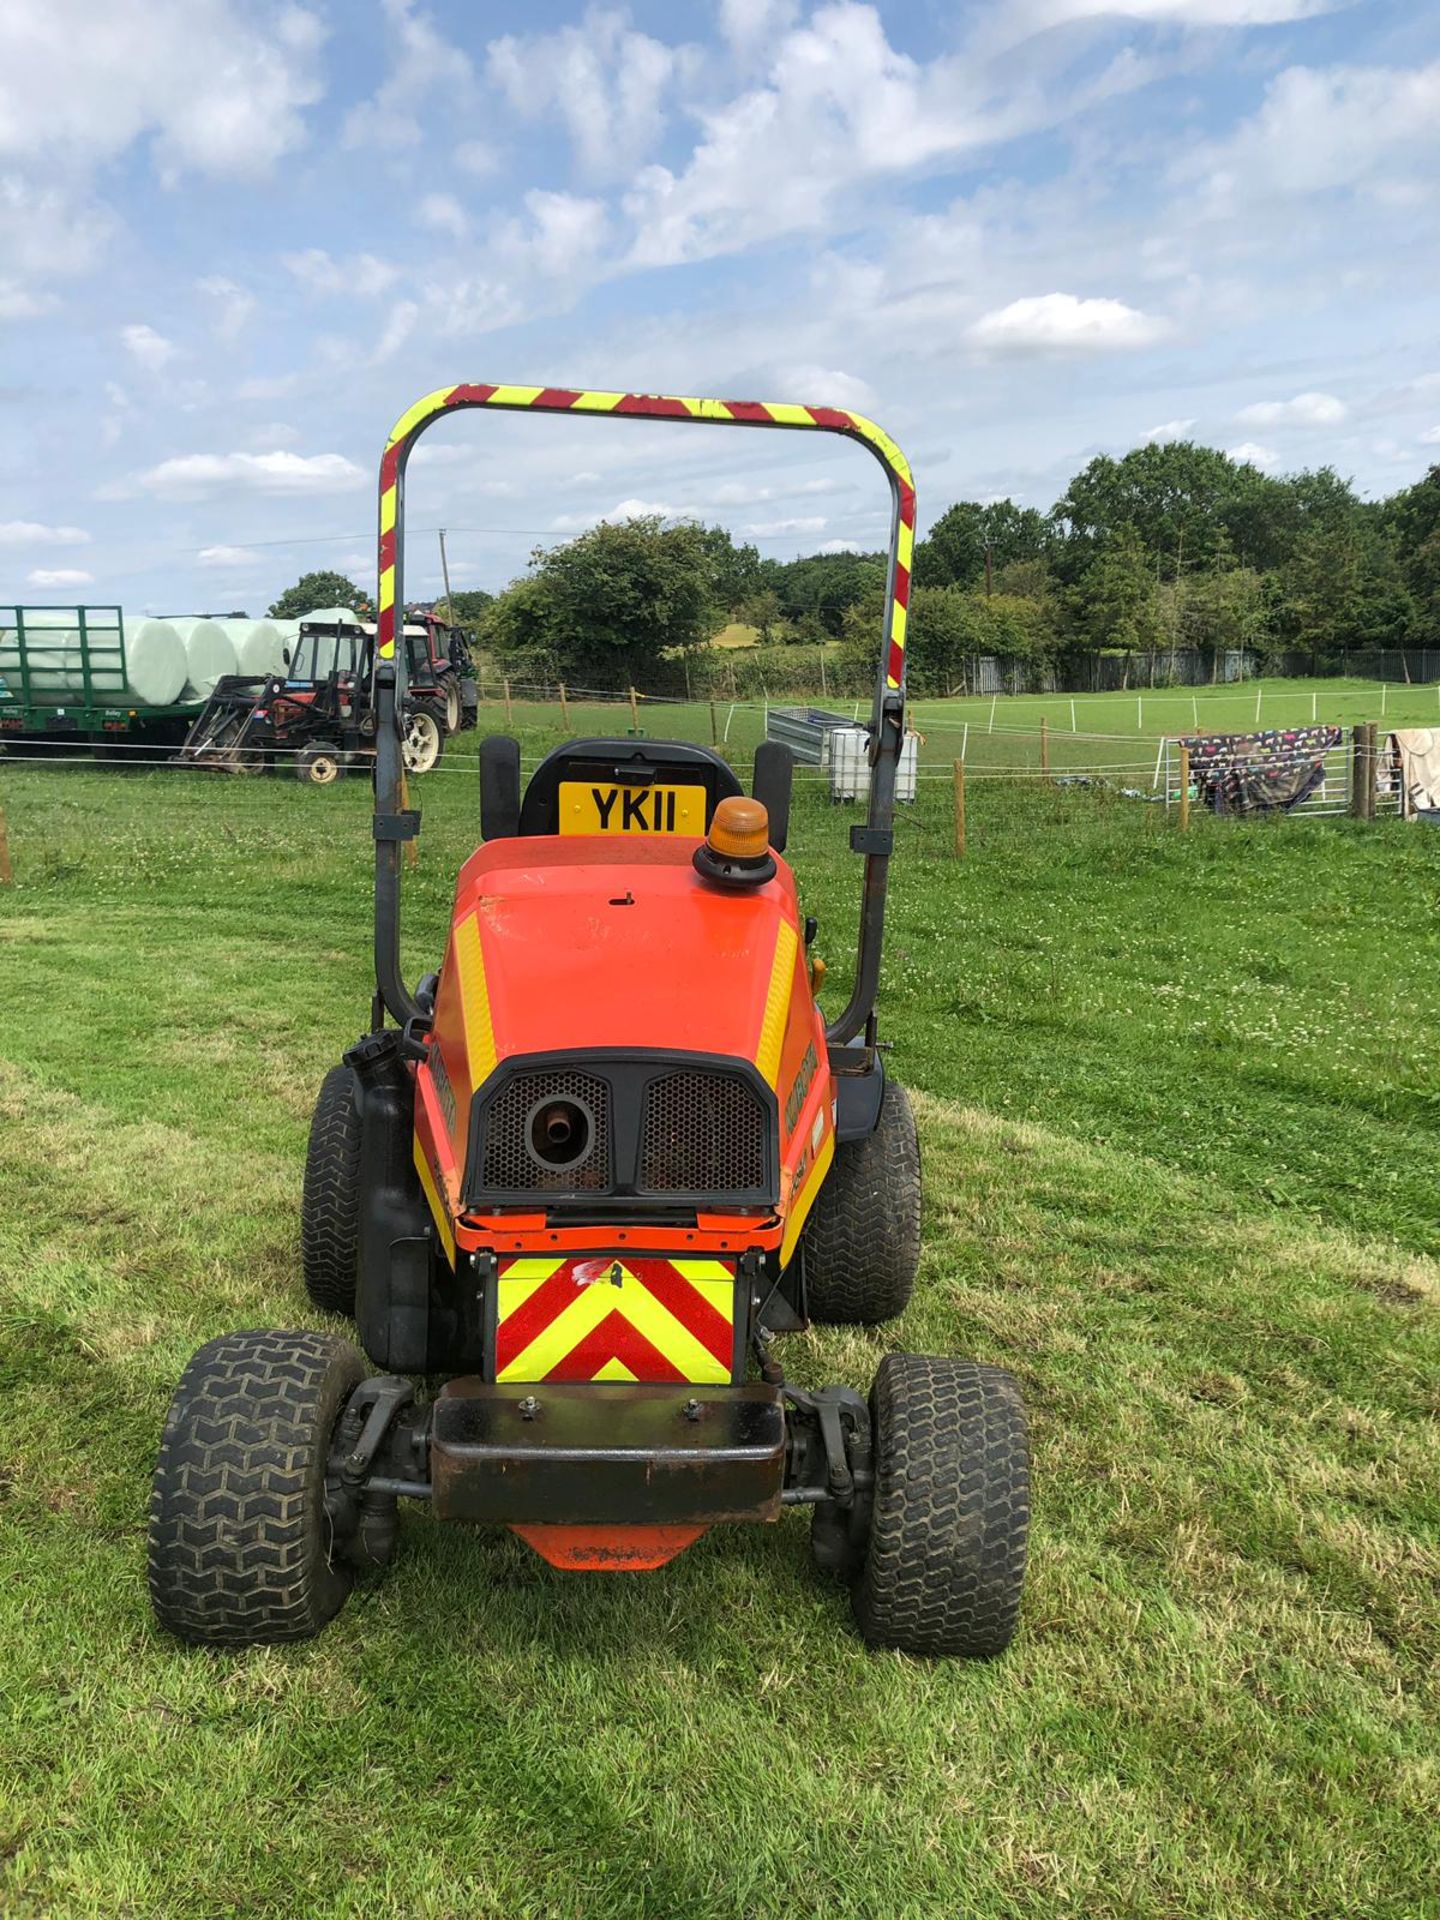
372;385;916;1046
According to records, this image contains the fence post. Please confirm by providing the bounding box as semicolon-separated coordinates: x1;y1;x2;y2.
0;799;11;885
503;678;513;728
559;682;571;734
1366;722;1380;820
629;685;640;731
1040;717;1049;775
1351;723;1370;818
1178;743;1190;833
953;759;966;859
709;700;718;746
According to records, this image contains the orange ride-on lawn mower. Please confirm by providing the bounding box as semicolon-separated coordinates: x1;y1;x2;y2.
147;385;1030;1657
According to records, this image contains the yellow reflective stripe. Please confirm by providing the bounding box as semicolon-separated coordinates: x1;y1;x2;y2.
780;1129;835;1267
380;488;396;534
755;920;798;1087
689;398;735;421
618;1274;731;1380
671;1258;735;1283
453;912;497;1084
413;1136;457;1267
846;412;916;489
897;515;915;572
892;601;908;645
388;387;456;447
378;564;395;608
763;402;814;426
570;391;624;413
487;384;545;407
592;1357;638;1381
497;1257;565;1309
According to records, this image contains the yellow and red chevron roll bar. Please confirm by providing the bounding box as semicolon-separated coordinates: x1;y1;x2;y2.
372;382;915;1047
376;385;916;702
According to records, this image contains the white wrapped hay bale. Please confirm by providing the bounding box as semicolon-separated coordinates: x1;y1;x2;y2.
220;618;288;677
120;618;187;705
172;617;238;699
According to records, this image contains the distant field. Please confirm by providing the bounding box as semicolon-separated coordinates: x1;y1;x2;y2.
0;750;1435;1918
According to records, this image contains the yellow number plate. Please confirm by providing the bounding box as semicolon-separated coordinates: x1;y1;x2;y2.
558;780;707;836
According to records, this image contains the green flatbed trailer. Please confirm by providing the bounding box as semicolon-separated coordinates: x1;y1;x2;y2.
0;605;203;751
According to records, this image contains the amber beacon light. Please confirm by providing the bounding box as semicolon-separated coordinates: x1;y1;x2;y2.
693;796;776;887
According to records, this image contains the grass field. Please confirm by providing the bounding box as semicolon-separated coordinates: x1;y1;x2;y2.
1;714;1437;1918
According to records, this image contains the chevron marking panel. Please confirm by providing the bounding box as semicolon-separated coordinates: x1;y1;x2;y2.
494;1255;739;1384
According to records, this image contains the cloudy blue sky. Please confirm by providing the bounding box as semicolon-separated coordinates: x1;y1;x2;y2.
3;0;1438;613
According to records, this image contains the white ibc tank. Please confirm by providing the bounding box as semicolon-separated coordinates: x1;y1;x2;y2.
827;727;919;803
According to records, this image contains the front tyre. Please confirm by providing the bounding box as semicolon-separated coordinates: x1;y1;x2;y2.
801;1080;921;1325
301;1065;361;1316
852;1354;1029;1658
147;1330;366;1647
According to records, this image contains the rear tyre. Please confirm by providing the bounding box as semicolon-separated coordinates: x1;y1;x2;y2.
302;1066;361;1316
800;1080;921;1324
852;1354;1029;1658
401;705;444;774
147;1329;365;1646
441;678;462;734
295;742;344;786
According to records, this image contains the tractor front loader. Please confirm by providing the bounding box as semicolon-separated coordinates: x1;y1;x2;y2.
148;385;1030;1658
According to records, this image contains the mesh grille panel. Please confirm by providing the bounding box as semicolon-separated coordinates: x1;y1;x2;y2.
481;1069;610;1192
640;1072;768;1193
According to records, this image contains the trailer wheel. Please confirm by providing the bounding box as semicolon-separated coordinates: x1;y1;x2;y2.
800;1080;921;1324
147;1329;365;1646
295;743;344;786
402;705;444;774
302;1066;361;1316
851;1354;1029;1658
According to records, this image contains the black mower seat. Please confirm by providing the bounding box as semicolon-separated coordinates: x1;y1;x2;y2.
480;733;792;850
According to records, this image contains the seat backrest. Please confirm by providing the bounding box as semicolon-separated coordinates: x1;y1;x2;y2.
518;737;743;838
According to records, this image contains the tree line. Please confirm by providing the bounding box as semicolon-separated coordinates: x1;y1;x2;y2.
266;444;1440;695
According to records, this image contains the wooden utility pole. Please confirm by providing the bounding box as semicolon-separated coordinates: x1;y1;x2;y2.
709;701;718;746
953;759;967;858
503;678;513;728
559;682;571;734
438;527;456;628
984;544;993;599
1040;717;1049;776
629;685;640;731
1178;742;1190;833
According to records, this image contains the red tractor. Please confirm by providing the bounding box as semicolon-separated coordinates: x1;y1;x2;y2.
147;385;1030;1657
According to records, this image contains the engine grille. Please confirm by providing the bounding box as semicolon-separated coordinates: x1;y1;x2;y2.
481;1068;611;1192
639;1071;768;1193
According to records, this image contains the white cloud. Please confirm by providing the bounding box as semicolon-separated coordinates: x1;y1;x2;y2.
500;190;612;280
773;364;878;412
283;249;400;298
0;520;91;547
454;139;497;176
744;515;827;535
969;293;1169;355
134;450;367;499
1227;441;1279;467
489;10;689;178
196;275;255;341
819;537;861;554
418;192;468;238
551;496;681;530
0;0;324;179
122;323;178;371
1422;426;1440;446
622;5;1152;268
373;300;420;364
1236;391;1346;426
0;283;56;321
344;0;474;148
196;545;253;567
27;568;94;587
1008;0;1340;30
720;0;800;53
1144;418;1196;442
1183;62;1440;203
0;175;112;294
